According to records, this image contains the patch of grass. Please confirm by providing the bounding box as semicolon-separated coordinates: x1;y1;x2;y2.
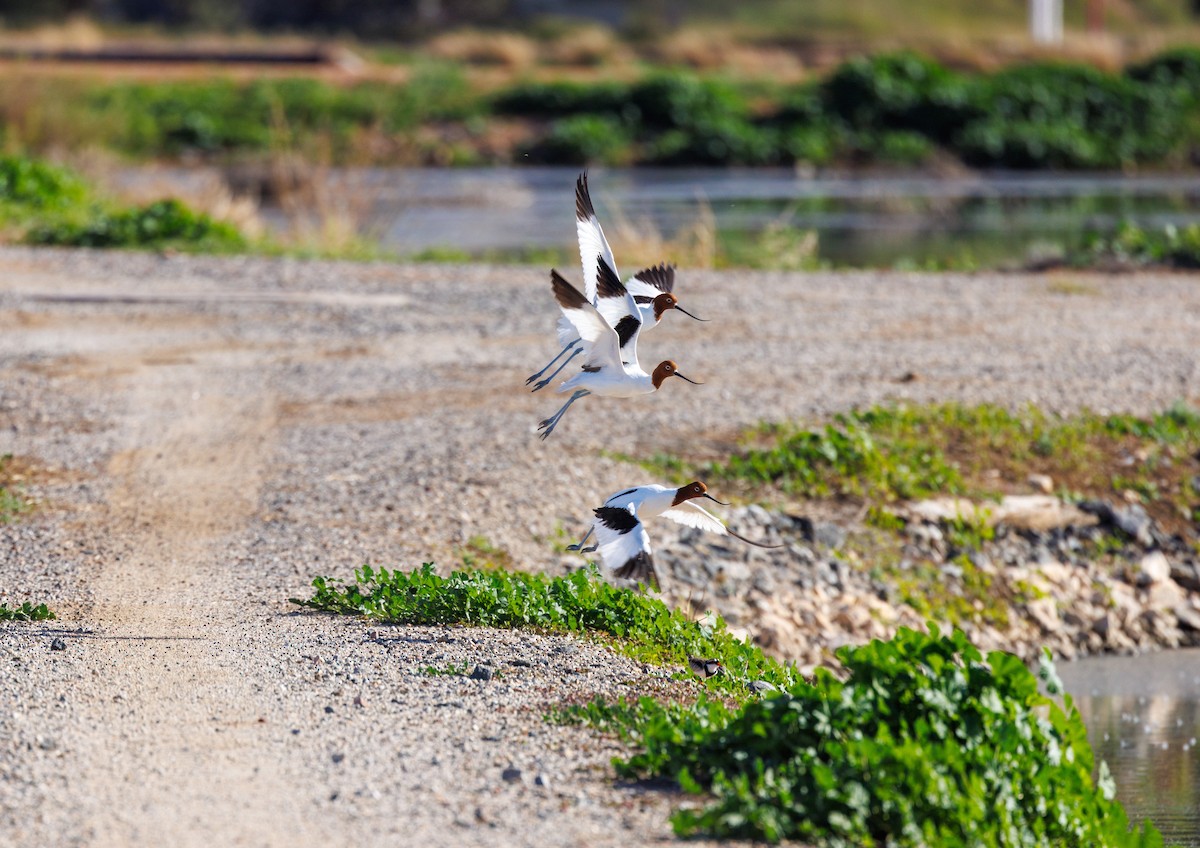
0;602;56;622
709;409;963;501
943;506;995;552
457;535;514;572
0;154;249;252
893;555;1008;629
26;198;246;252
0;454;31;524
697;402;1200;535
1076;220;1200;269
420;660;473;677
291;563;794;695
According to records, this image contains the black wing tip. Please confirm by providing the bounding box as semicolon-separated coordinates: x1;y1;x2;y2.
633;263;676;294
575;170;595;222
550;268;587;311
612;551;659;589
595;255;627;300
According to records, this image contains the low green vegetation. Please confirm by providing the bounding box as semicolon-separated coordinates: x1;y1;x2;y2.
291;563;789;691
456;535;515;572
0;155;246;252
293;565;1158;845
687;402;1200;531
420;660;473;677
1076;220;1200;269
497;51;1198;169
0;602;56;622
0;453;31;524
26;198;246;251
573;627;1160;846
4;48;1200;170
1;68;478;164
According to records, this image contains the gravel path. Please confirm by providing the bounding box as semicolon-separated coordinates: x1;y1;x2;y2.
1;246;1198;846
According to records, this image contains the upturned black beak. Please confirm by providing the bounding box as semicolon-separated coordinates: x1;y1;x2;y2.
702;493;730;506
675;371;703;385
675;305;708;322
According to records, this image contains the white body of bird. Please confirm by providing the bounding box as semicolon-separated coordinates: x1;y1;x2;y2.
573;482;781;587
527;172;702;390
535;262;699;439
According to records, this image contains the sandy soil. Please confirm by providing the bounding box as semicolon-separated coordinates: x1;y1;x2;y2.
1;247;1198;846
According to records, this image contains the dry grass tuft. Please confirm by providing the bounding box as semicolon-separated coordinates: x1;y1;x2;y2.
2;15;105;50
543;24;627;67
607;195;718;270
427;29;537;69
649;27;805;79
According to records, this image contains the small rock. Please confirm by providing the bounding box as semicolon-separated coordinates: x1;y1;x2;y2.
331;752;345;764
1114;504;1154;547
1170;561;1200;593
1175;605;1200;632
1026;597;1061;633
49;638;66;651
1027;473;1054;494
1147;579;1185;611
324;706;334;714
534;773;551;789
1138;551;1171;585
469;665;494;681
501;767;523;784
813;522;846;550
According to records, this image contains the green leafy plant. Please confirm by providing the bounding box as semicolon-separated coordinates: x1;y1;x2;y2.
0;602;56;622
26;198;246;251
0;453;31;524
292;563;793;694
574;627;1160;846
294;564;1159;844
421;660;473;676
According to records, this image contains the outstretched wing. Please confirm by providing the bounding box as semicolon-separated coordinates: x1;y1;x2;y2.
660;501;727;534
593;505;658;589
625;264;676;303
550;270;622;371
576;172;618;304
662;501;787;548
592;255;642;367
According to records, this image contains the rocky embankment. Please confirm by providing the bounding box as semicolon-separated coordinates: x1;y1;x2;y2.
633;491;1200;672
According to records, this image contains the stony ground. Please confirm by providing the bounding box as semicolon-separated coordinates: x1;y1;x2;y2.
1;246;1199;846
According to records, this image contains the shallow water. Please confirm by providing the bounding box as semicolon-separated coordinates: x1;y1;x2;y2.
116;166;1200;267
1060;649;1200;844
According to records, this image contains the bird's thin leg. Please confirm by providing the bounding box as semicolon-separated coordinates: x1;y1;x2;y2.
526;339;579;385
537;390;590;440
531;347;582;392
566;525;595;552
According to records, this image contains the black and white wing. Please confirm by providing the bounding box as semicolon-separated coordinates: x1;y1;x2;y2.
592;255;643;367
576;172;618;305
550;270;622;372
625;263;676;306
593;505;658;589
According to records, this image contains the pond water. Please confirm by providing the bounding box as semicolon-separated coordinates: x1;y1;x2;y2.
258;167;1200;268
116;166;1200;268
1060;649;1200;845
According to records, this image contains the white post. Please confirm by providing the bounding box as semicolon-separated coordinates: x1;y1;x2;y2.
1030;0;1064;45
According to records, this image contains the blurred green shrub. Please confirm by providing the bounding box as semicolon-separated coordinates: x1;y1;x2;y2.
520;114;633;164
26;198;246;251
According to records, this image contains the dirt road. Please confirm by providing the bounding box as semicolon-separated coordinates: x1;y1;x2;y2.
1;247;1198;846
